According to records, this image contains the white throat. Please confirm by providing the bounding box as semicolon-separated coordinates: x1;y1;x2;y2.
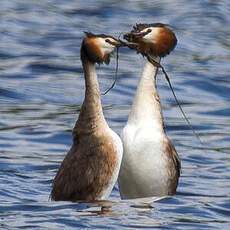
127;58;164;133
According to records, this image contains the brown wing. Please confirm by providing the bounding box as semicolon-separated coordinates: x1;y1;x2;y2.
51;133;117;202
164;137;181;195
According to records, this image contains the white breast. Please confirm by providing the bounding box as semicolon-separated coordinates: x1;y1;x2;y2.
118;60;172;199
118;123;169;199
99;128;123;200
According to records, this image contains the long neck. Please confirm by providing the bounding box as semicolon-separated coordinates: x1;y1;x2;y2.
73;57;107;137
128;59;165;133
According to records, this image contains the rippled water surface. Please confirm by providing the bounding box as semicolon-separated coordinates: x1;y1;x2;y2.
0;0;230;229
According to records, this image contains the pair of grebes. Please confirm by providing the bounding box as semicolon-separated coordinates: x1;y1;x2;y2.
51;23;181;201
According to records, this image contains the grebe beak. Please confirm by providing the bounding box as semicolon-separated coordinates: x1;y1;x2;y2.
123;29;152;40
117;38;138;49
106;36;125;47
104;34;137;48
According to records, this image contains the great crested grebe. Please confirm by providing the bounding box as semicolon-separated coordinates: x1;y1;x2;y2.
118;23;181;199
51;33;123;201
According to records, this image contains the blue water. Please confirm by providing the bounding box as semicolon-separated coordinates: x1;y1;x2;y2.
0;0;229;229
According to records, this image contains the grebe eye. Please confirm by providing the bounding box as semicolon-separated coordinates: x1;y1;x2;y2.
147;29;152;33
105;39;110;43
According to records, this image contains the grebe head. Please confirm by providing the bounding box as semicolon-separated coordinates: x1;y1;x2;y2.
81;32;122;64
124;23;177;58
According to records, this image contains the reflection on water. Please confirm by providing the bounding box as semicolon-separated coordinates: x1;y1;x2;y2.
0;0;229;229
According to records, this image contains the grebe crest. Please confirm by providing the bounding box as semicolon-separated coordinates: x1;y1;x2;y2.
124;23;177;58
81;32;121;64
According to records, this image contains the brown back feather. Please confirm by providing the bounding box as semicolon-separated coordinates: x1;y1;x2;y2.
51;130;118;201
163;137;181;195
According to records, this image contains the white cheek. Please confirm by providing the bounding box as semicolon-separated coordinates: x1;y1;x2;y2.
102;46;114;54
97;38;115;54
143;27;161;43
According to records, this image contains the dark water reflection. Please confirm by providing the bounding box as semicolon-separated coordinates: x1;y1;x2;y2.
0;0;230;229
